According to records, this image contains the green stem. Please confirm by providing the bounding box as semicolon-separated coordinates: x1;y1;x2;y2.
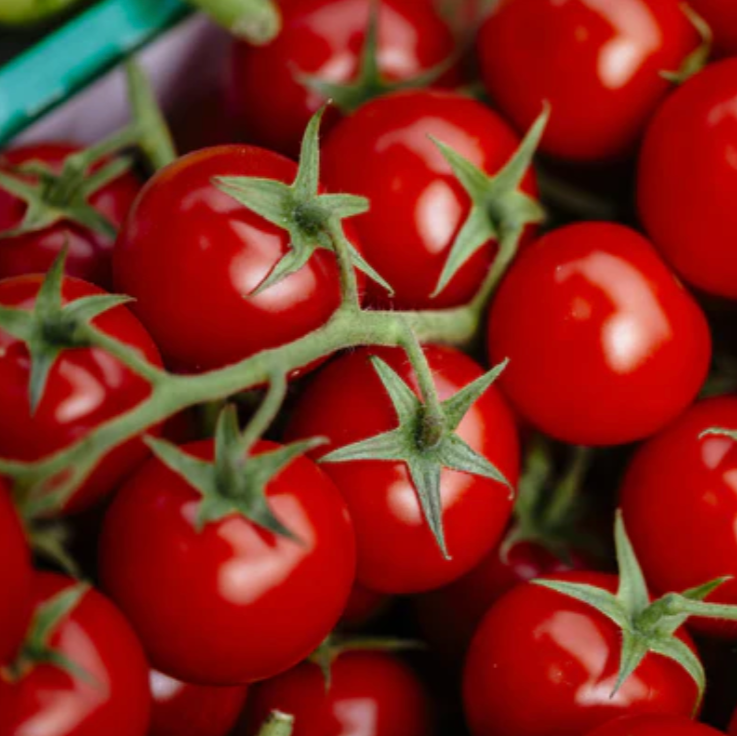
186;0;281;44
327;218;361;313
256;712;294;736
236;374;287;456
542;445;591;531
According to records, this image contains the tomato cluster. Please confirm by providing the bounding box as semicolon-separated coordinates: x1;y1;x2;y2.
2;0;737;735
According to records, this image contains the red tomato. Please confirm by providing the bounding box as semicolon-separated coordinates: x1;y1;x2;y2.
0;275;161;514
0;573;150;736
463;572;698;736
620;396;737;639
227;0;460;158
245;651;433;736
285;345;519;594
416;540;585;662
587;714;724;736
476;0;699;162
638;58;737;300
487;222;711;446
99;439;356;685
0;481;32;664
148;669;248;736
321;89;538;310
0;144;140;289
731;707;737;735
689;0;737;57
113;145;346;373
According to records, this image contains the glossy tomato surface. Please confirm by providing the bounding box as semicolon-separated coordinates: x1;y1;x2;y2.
322;89;538;310
245;651;433;736
99;439;356;685
638;58;737;299
463;572;698;736
149;669;248;736
689;0;737;57
0;480;32;665
113;145;344;372
487;222;711;446
586;714;722;736
476;0;698;161
620;397;737;639
0;275;161;513
228;0;460;158
0;144;140;289
285;345;519;594
0;573;150;736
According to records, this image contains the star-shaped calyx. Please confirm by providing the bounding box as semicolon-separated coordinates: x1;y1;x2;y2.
0;250;133;413
214;106;391;297
320;356;512;557
145;405;325;537
298;0;456;115
535;511;737;712
430;105;549;297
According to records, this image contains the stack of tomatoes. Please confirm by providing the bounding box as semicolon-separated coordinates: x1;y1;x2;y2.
2;0;737;735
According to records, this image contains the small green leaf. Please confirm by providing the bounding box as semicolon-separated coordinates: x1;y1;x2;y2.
611;631;649;696
648;636;705;713
442;358;508;430
437;434;511;494
406;456;448;559
532;579;628;628
30;583;88;649
321;428;407;465
214;177;292;228
27;346;62;415
371;357;421;424
613;511;650;615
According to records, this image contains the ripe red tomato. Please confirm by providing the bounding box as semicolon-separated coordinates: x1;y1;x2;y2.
0;572;150;736
227;0;460;158
586;714;723;736
0;481;32;665
620;397;737;639
148;668;248;736
487;222;711;446
0;144;140;289
245;651;433;736
285;345;519;594
689;0;737;57
0;275;162;514
99;438;356;685
463;572;698;736
638;58;737;300
321;89;538;310
476;0;699;161
113;145;346;373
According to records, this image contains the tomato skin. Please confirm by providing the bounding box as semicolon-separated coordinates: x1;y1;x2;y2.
463;572;698;736
0;481;32;665
688;0;737;57
730;707;737;735
339;582;390;628
638;59;737;300
476;0;698;162
620;397;737;639
285;345;519;594
487;222;711;447
114;145;346;373
245;651;433;736
148;669;248;736
99;439;356;685
321;89;538;310
0;572;150;736
227;0;460;159
586;714;723;736
0;144;140;289
0;275;161;514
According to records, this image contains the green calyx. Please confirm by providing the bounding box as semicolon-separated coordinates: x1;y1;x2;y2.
661;4;713;85
186;0;281;44
430;105;549;298
214;105;392;301
321;351;512;559
535;511;737;712
256;712;295;736
0;250;133;414
298;0;455;115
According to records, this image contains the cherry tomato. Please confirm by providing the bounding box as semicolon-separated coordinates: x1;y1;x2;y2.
113;145;346;373
99;439;356;685
476;0;699;162
586;714;723;736
0;144;140;289
0;572;150;736
689;0;737;57
245;651;433;736
620;396;737;639
285;345;519;594
638;58;737;300
0;480;32;665
321;89;538;310
0;275;162;514
148;669;248;736
463;572;698;736
227;0;460;159
487;222;711;446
